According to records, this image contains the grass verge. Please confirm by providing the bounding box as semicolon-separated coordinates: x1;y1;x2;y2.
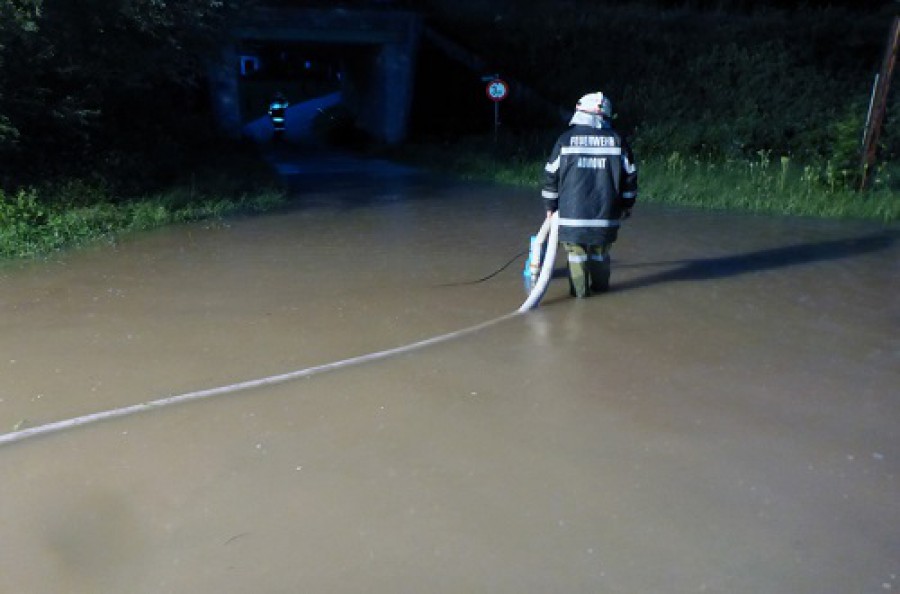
0;152;287;260
392;138;900;223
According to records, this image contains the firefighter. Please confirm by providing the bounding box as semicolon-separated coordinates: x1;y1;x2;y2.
541;92;638;297
268;92;289;141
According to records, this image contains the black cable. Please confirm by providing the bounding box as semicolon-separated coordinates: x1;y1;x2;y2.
436;249;529;287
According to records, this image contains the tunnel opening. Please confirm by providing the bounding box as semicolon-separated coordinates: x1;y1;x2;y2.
210;7;422;148
237;40;373;147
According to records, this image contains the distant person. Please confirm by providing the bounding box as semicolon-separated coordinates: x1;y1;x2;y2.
268;92;289;141
540;92;638;297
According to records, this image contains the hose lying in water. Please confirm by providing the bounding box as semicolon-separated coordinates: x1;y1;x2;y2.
0;215;561;447
518;212;559;313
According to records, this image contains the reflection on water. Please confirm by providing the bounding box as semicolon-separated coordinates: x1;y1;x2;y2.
1;154;898;593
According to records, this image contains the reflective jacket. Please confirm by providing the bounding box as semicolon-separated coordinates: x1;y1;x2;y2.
541;122;638;245
268;100;288;130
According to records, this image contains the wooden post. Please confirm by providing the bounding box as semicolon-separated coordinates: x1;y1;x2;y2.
860;15;900;190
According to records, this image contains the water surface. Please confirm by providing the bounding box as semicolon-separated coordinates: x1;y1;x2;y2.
1;155;897;593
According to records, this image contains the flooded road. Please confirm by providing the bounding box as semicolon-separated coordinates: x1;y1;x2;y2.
1;153;898;593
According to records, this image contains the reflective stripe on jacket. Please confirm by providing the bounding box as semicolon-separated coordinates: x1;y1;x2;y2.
541;124;638;245
269;101;288;130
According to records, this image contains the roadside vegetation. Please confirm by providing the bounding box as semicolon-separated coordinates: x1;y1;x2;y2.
411;0;900;222
0;0;287;261
395;138;900;222
1;0;897;262
0;152;286;259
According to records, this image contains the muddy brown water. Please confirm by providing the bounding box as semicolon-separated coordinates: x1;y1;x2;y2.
1;155;898;593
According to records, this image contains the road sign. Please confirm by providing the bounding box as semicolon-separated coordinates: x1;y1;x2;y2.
486;79;509;102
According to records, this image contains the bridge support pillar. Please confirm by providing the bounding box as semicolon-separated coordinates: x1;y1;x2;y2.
209;44;243;139
357;23;421;144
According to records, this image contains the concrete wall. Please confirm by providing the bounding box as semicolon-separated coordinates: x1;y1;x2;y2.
208;44;243;139
356;19;421;144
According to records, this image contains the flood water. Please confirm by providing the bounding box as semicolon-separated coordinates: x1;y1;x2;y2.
1;153;898;593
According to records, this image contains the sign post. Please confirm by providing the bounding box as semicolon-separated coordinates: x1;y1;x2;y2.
483;75;508;143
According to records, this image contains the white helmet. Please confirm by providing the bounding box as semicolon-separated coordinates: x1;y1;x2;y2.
576;92;612;118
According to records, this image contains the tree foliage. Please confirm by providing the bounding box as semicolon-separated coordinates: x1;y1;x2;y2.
0;0;41;144
426;0;896;167
0;0;248;188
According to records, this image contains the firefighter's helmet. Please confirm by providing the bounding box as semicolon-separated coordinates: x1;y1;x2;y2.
575;92;612;118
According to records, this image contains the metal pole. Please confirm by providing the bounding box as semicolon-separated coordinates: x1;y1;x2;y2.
860;15;900;190
494;101;500;143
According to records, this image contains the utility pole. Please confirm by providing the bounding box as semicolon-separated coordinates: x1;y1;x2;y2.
860;15;900;190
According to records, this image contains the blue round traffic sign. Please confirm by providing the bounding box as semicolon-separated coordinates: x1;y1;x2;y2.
486;79;509;102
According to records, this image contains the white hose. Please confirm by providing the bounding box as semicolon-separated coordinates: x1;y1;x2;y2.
0;215;561;447
528;213;553;277
517;212;559;313
0;312;521;447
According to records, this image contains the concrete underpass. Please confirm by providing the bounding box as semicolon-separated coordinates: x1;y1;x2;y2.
209;6;422;146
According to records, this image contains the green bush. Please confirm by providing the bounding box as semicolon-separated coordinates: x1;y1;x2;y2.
0;149;287;260
639;152;899;221
393;137;899;222
428;1;894;168
414;1;898;210
0;188;47;257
